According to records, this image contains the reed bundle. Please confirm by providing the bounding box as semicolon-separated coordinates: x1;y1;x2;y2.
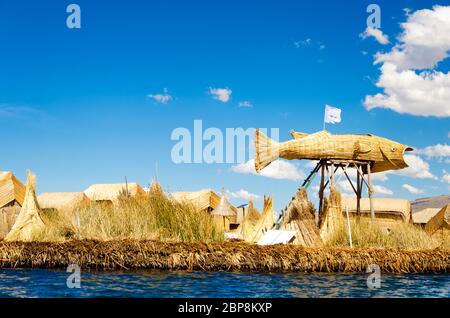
0;240;447;273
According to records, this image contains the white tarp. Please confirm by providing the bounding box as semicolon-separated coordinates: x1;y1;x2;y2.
257;230;296;245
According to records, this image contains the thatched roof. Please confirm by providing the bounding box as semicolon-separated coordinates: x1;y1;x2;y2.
84;183;146;202
411;208;441;224
38;192;90;213
341;197;411;221
5;172;45;242
425;204;450;235
171;189;220;211
236;200;260;240
211;192;236;217
0;171;25;209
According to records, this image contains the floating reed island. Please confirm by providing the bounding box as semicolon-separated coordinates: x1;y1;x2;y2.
0;240;448;273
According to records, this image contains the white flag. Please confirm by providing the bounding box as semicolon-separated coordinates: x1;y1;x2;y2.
324;104;342;124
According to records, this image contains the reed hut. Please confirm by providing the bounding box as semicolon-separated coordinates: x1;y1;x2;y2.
211;191;237;232
340;197;411;228
424;204;449;242
280;188;322;247
5;172;45;242
0;172;25;239
84;183;146;204
38;192;90;214
236;200;260;241
247;195;275;243
171;189;220;213
411;208;441;228
319;187;345;243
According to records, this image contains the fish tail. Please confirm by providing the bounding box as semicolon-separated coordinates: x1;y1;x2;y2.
255;129;280;172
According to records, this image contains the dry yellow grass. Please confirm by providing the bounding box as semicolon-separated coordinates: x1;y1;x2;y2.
325;217;449;249
37;183;223;243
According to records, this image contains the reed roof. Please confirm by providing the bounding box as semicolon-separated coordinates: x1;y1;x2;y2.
341;197;411;221
0;172;25;209
425;204;450;235
171;189;220;211
411;208;441;224
38;192;90;212
84;183;146;202
211;192;237;217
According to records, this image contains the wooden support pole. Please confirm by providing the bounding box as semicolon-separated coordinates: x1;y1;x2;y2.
330;162;335;188
367;163;375;220
318;161;325;226
356;166;361;218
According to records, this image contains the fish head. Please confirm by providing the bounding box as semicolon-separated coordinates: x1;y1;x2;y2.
373;140;414;172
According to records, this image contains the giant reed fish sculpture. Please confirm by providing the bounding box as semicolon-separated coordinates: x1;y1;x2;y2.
255;129;413;173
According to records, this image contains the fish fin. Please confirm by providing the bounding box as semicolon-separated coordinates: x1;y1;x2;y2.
289;130;309;139
354;141;372;155
255;129;280;172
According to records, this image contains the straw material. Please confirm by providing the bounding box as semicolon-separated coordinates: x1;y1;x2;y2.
247;196;275;243
280;188;322;247
341;197;411;222
84;183;146;202
255;129;413;173
319;187;345;243
171;189;220;211
0;240;447;273
5;172;45;242
0;203;21;239
0;171;25;209
425;204;450;236
236;200;260;241
211;192;237;217
38;192;90;213
412;208;441;225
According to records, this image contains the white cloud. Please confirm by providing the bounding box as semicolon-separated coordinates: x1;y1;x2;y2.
231;159;305;181
442;172;450;184
364;5;450;117
416;144;450;159
209;87;232;103
390;154;437;179
360;27;390;45
402;183;424;194
238;101;253;108
373;185;394;195
147;88;172;104
294;38;312;47
226;189;261;201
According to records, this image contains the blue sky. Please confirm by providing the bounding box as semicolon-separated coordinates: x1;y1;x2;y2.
1;0;449;212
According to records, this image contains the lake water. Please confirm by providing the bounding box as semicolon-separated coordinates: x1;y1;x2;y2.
0;269;448;298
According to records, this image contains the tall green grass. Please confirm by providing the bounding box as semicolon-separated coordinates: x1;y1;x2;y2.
39;184;223;243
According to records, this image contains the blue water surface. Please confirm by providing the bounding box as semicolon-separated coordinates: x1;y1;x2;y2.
0;269;448;298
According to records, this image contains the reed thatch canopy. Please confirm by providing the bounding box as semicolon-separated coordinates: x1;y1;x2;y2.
170;189;220;212
84;183;146;202
38;192;90;213
411;208;441;225
425;204;450;236
341;197;411;222
0;171;25;209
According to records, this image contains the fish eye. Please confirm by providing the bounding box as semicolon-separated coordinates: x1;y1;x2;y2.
391;147;396;152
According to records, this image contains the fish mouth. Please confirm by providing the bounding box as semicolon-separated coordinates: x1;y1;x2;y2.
404;146;414;152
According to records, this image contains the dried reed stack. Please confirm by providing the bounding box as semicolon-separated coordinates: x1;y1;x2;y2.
280;188;322;247
0;240;447;273
236;200;260;241
247;196;275;243
319;187;345;243
5;172;45;242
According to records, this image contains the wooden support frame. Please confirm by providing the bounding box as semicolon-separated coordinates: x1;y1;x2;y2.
307;159;376;221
